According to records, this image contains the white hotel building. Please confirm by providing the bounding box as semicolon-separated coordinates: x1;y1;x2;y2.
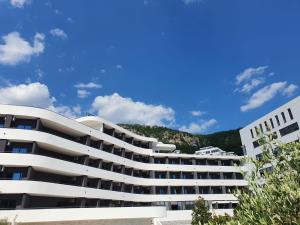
0;104;246;225
240;96;300;162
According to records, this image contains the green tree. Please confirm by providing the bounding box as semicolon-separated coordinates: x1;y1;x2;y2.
191;197;212;225
191;134;300;225
228;134;300;225
0;219;9;225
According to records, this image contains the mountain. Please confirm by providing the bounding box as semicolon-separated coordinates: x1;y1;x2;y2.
119;124;243;155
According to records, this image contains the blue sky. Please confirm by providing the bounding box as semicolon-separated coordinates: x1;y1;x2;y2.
0;0;299;134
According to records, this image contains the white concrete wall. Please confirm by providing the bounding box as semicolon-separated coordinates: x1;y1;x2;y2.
240;96;300;158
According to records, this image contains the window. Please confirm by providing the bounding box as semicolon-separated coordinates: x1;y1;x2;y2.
287;108;294;120
12;172;23;180
250;129;254;138
275;115;280;126
279;122;299;137
281;112;287;123
253;140;260;148
264;121;270;131
255;126;259;136
256;154;263;161
12;147;28;153
269;118;274;129
16;124;33;130
259;124;263;133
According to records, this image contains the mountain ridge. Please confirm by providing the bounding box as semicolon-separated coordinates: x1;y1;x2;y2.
118;124;243;155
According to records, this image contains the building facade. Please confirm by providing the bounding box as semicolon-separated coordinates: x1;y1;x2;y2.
0;104;246;224
240;96;300;161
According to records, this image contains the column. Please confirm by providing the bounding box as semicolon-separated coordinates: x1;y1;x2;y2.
17;194;30;209
0;140;7;153
31;142;38;154
4;115;13;128
35;119;42;131
26;166;34;180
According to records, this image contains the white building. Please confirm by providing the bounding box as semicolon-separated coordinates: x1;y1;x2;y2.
0;104;247;225
240;96;300;161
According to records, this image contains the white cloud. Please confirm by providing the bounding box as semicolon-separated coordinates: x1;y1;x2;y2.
50;28;68;40
77;89;90;99
235;66;268;85
182;0;203;5
241;81;292;112
10;0;30;8
191;110;206;117
0;82;80;118
282;84;298;97
0;32;45;66
74;82;102;89
91;93;175;126
238;78;265;93
179;119;217;134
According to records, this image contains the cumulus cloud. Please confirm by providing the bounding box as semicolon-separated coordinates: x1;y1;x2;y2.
10;0;30;8
179;119;217;134
191;110;206;117
282;84;298;97
238;78;265;93
235;66;268;85
77;89;90;99
50;28;68;40
240;81;298;112
74;82;102;89
91;93;175;126
0;32;45;66
0;82;80;118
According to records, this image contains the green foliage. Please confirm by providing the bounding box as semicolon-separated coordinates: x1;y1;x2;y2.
119;124;243;155
191;134;300;225
208;214;231;225
227;135;300;225
192;197;212;225
0;219;9;225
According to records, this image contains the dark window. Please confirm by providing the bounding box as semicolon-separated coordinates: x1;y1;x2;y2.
12;147;28;153
255;126;259;136
250;129;254;138
281;112;287;123
253;140;260;148
259;124;263;133
287;108;294;120
12;172;23;180
279;122;299;137
275;115;280;126
16;124;33;130
269;118;274;129
264;121;270;131
256;154;263;161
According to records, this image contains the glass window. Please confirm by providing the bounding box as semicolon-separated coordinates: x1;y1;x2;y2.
12;172;23;180
275;115;280;126
250;129;254;138
259;124;263;133
269;118;274;129
264;121;270;131
12;147;28;153
281;112;287;123
287;108;294;120
16;124;33;130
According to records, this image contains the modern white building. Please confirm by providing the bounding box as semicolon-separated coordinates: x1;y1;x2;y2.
0;104;247;225
240;96;300;161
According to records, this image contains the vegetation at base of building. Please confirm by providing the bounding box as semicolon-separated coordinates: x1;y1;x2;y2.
191;197;231;225
0;219;9;225
191;134;300;225
119;124;243;155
